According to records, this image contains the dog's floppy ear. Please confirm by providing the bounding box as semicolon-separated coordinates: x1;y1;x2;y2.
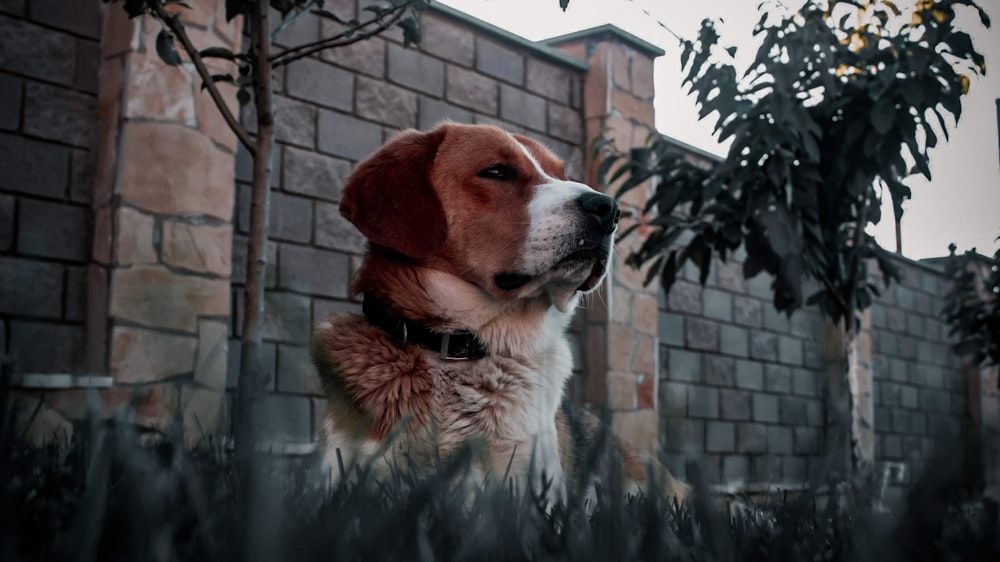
340;126;449;259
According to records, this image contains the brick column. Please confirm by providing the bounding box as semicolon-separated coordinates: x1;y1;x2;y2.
548;27;664;452
824;308;876;475
88;1;241;444
975;365;1000;499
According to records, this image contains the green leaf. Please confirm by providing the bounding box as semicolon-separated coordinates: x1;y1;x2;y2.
225;0;248;21
199;46;236;60
560;0;570;10
155;29;182;66
123;0;146;18
870;95;895;134
398;17;421;48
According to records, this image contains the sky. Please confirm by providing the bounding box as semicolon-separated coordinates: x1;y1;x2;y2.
439;0;1000;260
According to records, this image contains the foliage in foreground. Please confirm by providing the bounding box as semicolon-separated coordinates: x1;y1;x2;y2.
2;393;999;562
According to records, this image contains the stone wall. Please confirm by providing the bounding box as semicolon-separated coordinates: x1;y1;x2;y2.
0;1;101;375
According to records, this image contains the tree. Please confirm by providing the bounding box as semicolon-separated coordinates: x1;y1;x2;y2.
599;0;989;472
943;240;1000;371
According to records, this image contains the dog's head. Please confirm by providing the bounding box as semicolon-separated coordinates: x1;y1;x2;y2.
340;123;619;311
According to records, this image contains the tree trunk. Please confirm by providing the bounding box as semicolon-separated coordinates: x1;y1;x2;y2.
234;0;275;462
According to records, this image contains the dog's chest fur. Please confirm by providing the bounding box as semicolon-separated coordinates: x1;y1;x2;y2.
313;311;573;483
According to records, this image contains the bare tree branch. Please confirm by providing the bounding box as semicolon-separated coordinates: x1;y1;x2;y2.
151;2;256;157
270;2;410;68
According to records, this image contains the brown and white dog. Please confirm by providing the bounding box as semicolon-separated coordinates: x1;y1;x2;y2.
311;123;686;503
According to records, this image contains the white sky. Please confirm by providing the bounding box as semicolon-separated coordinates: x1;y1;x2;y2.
439;0;1000;259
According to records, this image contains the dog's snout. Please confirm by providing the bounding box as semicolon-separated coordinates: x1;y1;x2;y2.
576;192;620;234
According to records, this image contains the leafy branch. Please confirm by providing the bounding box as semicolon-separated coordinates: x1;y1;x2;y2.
943;240;1000;369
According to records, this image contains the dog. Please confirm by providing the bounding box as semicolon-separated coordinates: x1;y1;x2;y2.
311;123;687;504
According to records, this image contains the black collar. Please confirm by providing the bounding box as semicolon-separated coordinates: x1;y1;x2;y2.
362;295;487;361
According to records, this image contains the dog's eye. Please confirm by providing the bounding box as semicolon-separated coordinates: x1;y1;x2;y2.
477;163;518;182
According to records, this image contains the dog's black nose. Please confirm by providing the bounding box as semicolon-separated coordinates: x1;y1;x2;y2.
576;192;620;235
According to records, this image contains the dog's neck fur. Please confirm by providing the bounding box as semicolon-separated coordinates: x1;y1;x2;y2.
353;247;580;359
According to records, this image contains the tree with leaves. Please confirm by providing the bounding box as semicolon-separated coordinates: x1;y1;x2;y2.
599;0;989;472
943;240;1000;372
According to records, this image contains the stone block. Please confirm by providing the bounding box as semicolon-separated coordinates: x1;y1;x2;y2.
418;96;473;129
547;103;582;143
8;321;84;373
64;266;86;321
659;312;684;346
256;393;313;443
752;393;780;423
23;81;96;147
666;348;700;382
667;281;702;314
286;57;353;110
278;244;350;299
317;110;382;162
272;95;317;149
257;291;313;345
636;372;655;409
525;58;571;103
765;364;792;393
0;16;75;85
17;199;88;261
791;368;820;397
783;456;808;482
356;75;417;129
608;370;637;410
419;13;474;66
793;426;820;455
751;454;782;482
321;28;385;76
750;331;778;361
805;398;823;426
732;295;763;328
0;193;13;251
632;293;658;336
268;192;313;244
277;344;322;395
446;64;498;115
687;385;718;419
475;37;523;84
282;145;351;202
735;360;765;390
111;266;229;333
388;43;444;96
313;298;361;322
660;417;702;454
315;201;366;254
0;256;63;318
0;73;21;130
720;389;751;420
110;326;197;383
780;395;809;425
608;322;635;372
737;423;768;453
767;426;793;455
124;43;196;123
659;381;688;417
499;84;546;131
0;133;70;198
120;122;233;220
720;324;749;358
195;319;228;390
722;455;749;484
703;355;736;387
900;385;919;409
746;274;772;300
162;220;232;277
702;288;732;322
763;306;789;333
706;421;734;452
778;335;803;365
685;317;719;352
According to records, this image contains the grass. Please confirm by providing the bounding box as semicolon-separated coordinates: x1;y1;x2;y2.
2;386;998;561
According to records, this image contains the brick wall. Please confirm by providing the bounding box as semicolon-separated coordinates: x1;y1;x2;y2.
658;246;827;488
870;258;972;502
225;3;590;447
0;1;101;374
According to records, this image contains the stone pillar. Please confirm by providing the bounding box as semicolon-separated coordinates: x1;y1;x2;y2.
548;28;664;452
87;1;241;444
974;365;1000;499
